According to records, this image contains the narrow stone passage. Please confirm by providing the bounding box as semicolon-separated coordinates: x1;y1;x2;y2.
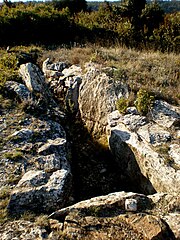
65;113;150;203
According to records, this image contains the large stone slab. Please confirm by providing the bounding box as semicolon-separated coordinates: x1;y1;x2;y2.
50;191;177;240
107;102;180;195
8;169;72;215
79;63;129;135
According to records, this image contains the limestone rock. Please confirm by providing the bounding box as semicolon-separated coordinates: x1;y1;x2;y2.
50;191;176;240
35;154;61;172
119;113;147;131
65;76;82;111
108;123;180;194
63;212;172;240
19;62;60;112
43;58;68;72
149;100;180;128
37;138;69;170
137;123;172;145
10;128;34;142
43;60;82;111
16;170;48;188
61;64;82;79
163;213;180;239
58;65;82;111
37;120;66;140
6;116;72;215
38;138;66;155
0;220;48;240
50;191;151;219
149;193;180;239
42;58;66;80
4;81;31;101
169;144;180;165
42;58;52;75
79;63;129;135
108;110;121;127
19;63;46;93
8;169;72;215
127;214;172;240
107;103;180;195
2;192;178;240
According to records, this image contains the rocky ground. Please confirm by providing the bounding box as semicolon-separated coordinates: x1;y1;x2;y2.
0;57;179;239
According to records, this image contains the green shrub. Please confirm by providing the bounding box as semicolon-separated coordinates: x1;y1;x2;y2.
3;150;23;161
0;52;19;91
116;97;128;114
0;3;73;46
0;2;179;51
135;89;154;115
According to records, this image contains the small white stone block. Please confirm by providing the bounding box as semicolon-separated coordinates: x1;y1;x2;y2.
125;199;137;211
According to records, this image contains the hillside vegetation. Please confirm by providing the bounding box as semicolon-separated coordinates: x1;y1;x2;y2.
0;0;179;110
0;1;179;52
88;1;180;14
0;45;179;113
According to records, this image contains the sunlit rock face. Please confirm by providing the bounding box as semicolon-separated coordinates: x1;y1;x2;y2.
107;100;180;195
79;63;129;136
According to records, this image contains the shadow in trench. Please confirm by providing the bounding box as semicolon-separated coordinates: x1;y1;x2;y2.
109;129;156;196
65;113;156;203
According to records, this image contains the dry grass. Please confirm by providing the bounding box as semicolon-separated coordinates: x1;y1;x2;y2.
20;211;36;221
0;44;179;105
39;46;95;66
0;187;11;224
35;214;49;228
39;45;180;105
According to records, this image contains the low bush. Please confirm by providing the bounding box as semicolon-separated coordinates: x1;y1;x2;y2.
116;98;129;114
0;52;19;91
135;89;155;115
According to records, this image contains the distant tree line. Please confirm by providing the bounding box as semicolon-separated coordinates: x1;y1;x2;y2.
88;1;180;13
51;0;87;13
0;0;179;52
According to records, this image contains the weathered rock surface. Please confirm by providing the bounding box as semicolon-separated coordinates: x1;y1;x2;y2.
62;212;171;240
1;60;180;239
19;63;47;93
149;100;180;128
10;128;34;141
42;57;67;80
107;100;180;195
169;144;180;165
43;59;82;111
49;191;177;240
19;62;59;112
8;168;72;214
4;81;31;102
1;192;178;240
49;191;151;219
79;63;129;135
149;193;180;239
163;214;180;239
0;220;48;240
0;114;72;215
